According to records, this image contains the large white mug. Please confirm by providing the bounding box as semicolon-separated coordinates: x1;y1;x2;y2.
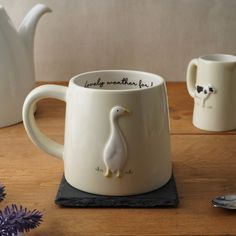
187;54;236;131
23;70;172;196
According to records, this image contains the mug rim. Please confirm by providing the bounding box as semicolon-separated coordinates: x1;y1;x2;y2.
69;70;165;93
200;53;236;63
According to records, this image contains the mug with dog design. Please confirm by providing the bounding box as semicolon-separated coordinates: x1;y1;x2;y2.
23;70;172;196
187;54;236;131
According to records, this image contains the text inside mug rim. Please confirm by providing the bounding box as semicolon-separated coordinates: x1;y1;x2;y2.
70;70;164;92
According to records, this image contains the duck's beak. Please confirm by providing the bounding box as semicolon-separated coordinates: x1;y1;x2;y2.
123;109;131;115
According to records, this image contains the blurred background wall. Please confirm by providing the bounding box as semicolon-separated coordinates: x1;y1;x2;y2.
0;0;236;81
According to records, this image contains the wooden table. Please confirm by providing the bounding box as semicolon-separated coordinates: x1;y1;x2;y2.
1;82;236;236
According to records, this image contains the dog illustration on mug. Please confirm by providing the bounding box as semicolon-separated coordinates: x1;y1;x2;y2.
194;84;216;108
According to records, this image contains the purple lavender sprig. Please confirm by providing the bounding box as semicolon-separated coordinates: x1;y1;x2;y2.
0;204;43;236
0;184;6;202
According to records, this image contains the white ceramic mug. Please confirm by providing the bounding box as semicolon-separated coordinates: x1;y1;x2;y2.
187;54;236;131
23;70;172;196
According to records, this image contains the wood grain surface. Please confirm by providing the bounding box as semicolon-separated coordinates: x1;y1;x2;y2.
0;82;236;236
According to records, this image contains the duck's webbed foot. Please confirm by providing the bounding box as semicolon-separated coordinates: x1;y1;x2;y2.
116;170;122;178
104;168;112;177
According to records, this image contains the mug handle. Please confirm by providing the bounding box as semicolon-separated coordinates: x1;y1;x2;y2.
186;58;198;98
22;85;67;160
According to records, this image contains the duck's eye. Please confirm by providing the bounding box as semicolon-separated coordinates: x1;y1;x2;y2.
116;109;119;112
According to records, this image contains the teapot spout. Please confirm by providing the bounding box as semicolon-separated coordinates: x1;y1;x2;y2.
18;4;51;61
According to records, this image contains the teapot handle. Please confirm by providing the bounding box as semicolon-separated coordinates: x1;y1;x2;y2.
23;85;67;160
186;58;198;98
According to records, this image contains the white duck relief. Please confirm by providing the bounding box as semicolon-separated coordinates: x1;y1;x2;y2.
103;106;130;178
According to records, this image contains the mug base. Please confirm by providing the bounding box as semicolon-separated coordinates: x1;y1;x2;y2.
193;122;236;132
64;169;172;197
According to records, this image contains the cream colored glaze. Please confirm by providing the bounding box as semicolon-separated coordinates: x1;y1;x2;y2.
0;4;51;128
187;54;236;131
23;70;172;196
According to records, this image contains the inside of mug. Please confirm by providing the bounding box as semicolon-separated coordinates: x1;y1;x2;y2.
201;54;236;62
73;70;163;90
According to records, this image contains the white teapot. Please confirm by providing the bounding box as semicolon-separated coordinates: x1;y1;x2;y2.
0;4;51;127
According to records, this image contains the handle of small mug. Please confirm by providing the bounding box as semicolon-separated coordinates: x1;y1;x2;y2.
22;85;67;160
186;58;198;98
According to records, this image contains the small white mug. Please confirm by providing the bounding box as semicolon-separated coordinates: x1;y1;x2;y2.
23;70;172;196
187;54;236;131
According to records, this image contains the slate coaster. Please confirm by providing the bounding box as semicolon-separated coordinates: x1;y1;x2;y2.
55;174;179;208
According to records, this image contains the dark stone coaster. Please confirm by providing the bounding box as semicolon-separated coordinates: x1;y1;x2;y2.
55;175;179;208
55;174;179;208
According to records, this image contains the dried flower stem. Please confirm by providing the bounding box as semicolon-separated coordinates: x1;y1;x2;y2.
0;184;6;202
0;204;43;236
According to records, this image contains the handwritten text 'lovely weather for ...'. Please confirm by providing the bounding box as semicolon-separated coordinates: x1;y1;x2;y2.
84;78;154;89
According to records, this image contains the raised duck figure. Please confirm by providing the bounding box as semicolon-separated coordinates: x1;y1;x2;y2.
103;106;130;178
